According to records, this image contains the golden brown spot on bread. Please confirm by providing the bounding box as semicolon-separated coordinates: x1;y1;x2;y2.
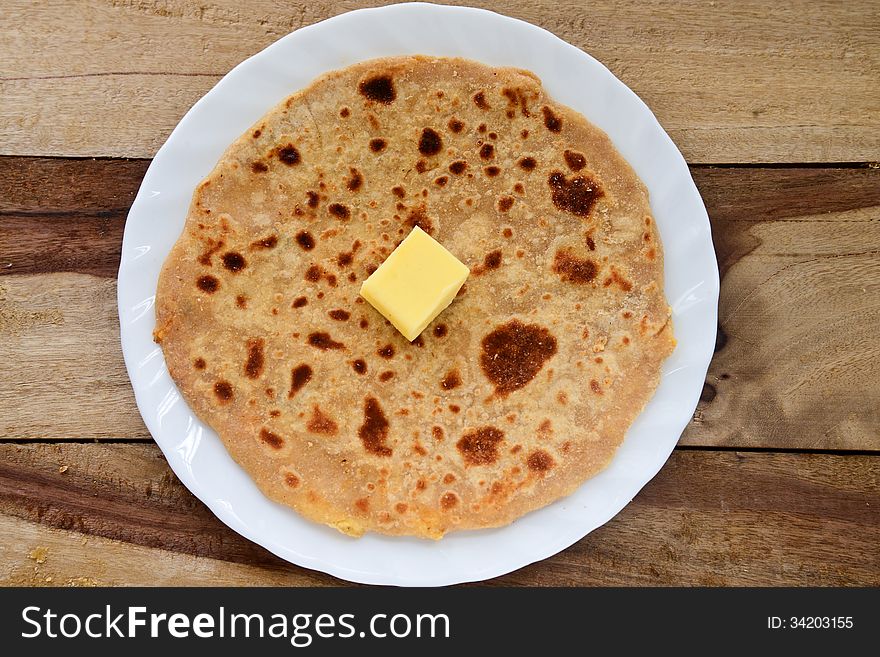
352;358;367;374
307;332;344;350
479;143;495;160
244;338;265;379
339;107;350;118
518;157;536;171
484;165;500;177
433;323;448;338
359;397;392;457
346;168;363;192
440;369;462;390
434;175;449;187
395;502;408;514
552;249;598;284
542;106;562;132
328;203;350;220
432;426;444;441
590;379;603;395
379;370;395;382
359;75;395;104
440;492;459;509
259;428;284;449
336;240;361;268
527;449;555;474
250;235;277;250
497;196;514;212
457;427;504;466
448;117;464;133
196;275;219;293
193;357;206;370
449;160;468;175
289;364;313;398
306;191;319;208
443;473;455;484
473;91;489;109
405;207;434;235
354;497;370;513
284;472;300;487
377;344;395;359
292;296;307;308
251;161;268;173
197;239;224;265
480;320;557;396
276;144;300;166
418;128;443;156
603;267;633;292
213;381;233;403
328;309;350;321
548;171;603;217
295;231;315;250
369;138;387;153
307;405;338;435
564;149;586;171
502;227;513;238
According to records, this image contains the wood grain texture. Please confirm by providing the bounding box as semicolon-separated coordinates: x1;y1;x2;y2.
0;443;876;586
2;0;878;162
3;158;878;449
681;167;880;450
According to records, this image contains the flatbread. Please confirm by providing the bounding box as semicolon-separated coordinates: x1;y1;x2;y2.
154;56;675;538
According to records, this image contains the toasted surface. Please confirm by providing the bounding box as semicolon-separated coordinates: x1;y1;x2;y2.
154;56;674;538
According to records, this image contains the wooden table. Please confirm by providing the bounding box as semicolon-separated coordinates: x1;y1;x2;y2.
1;1;878;586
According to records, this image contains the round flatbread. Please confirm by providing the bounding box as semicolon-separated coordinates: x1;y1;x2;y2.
154;56;674;538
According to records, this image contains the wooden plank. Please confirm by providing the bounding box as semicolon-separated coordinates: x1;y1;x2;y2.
0;158;147;278
682;167;880;450
3;157;879;449
2;1;878;162
0;443;876;586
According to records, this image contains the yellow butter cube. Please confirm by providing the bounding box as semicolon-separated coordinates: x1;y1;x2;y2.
360;227;470;341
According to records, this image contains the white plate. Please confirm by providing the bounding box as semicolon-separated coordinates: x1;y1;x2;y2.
118;2;718;586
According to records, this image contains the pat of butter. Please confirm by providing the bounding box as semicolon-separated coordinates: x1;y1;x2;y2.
360;227;469;341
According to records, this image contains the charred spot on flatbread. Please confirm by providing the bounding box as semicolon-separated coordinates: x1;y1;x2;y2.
359;74;396;104
548;171;603;217
480;320;557;396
